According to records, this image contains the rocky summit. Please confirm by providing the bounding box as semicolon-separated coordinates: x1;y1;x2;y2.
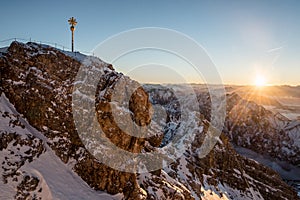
0;42;299;199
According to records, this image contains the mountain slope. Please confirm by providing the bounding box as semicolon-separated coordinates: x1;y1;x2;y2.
0;93;122;199
223;93;300;165
0;42;298;199
144;85;299;200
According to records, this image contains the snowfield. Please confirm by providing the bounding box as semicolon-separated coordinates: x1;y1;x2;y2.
0;93;122;200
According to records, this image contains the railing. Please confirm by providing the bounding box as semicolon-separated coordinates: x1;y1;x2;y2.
0;38;94;56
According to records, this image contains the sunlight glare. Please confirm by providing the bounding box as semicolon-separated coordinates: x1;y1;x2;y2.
254;74;267;87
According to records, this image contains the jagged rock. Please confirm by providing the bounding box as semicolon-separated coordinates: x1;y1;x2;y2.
223;92;300;165
1;41;151;199
143;85;299;199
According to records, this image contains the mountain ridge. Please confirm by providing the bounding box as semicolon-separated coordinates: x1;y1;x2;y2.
0;41;298;199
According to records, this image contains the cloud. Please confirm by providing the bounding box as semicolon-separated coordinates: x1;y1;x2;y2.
267;46;283;53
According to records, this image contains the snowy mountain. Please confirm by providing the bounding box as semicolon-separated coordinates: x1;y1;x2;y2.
144;84;300;199
0;93;122;200
223;93;300;164
0;41;299;199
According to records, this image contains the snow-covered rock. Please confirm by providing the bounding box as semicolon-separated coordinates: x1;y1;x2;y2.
1;41;299;199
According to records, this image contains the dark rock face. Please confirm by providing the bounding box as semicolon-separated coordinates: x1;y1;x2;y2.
1;42;299;199
223;93;300;166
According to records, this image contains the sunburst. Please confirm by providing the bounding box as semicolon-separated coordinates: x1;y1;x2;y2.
254;74;267;87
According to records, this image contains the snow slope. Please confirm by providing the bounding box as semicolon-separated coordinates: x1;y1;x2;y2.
0;93;122;200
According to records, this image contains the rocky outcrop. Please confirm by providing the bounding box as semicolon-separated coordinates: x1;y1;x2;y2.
0;42;154;199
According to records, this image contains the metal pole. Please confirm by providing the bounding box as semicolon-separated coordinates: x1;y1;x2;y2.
68;17;77;53
71;29;74;52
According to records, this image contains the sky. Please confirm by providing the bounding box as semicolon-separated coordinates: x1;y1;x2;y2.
1;0;299;85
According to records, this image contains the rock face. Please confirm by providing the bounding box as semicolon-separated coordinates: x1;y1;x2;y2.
0;41;149;199
181;86;300;164
223;93;300;165
0;42;299;199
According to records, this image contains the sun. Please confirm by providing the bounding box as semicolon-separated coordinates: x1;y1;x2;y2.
254;74;267;87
